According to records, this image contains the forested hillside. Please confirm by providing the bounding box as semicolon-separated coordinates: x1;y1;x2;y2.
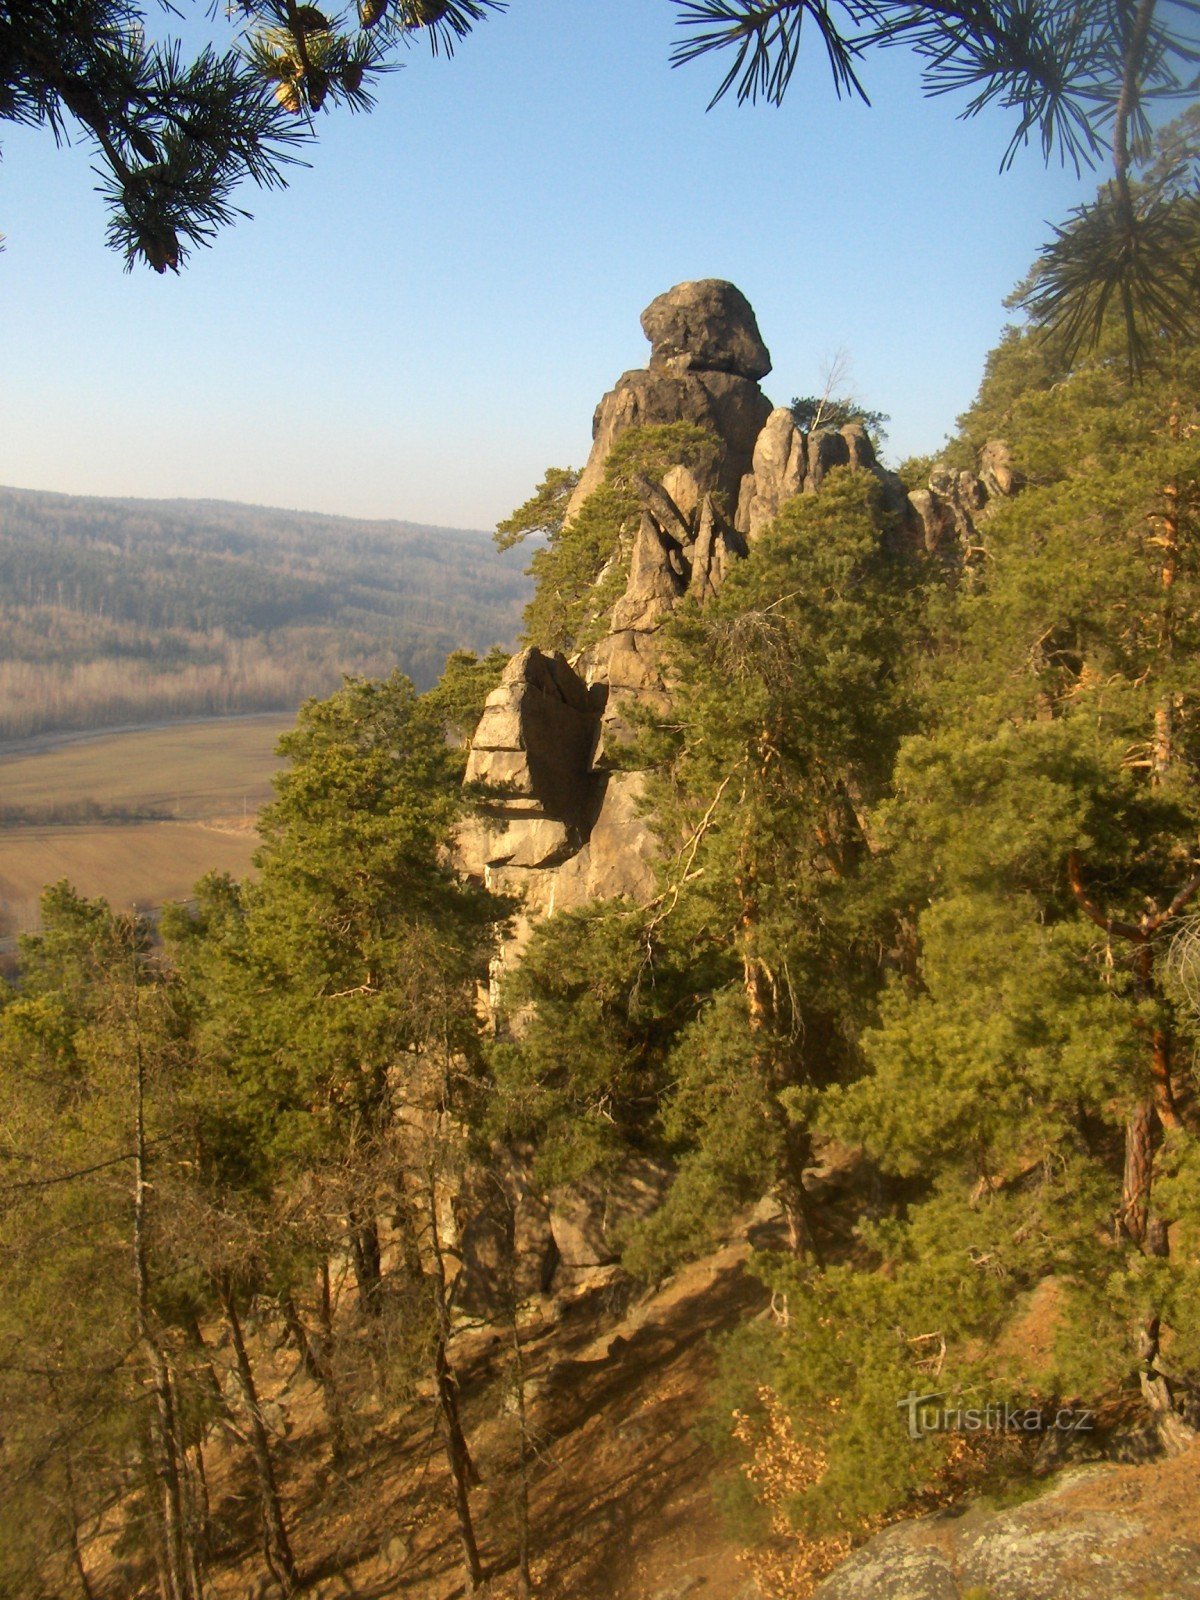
0;488;530;739
3;144;1200;1600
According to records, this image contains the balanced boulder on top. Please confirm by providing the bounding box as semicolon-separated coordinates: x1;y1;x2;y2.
640;278;772;381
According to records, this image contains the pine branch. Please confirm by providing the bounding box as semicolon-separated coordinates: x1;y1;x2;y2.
670;0;880;108
671;0;1200;373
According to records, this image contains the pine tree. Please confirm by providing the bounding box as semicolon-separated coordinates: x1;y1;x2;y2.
193;672;503;1590
494;467;928;1274
1;0;502;268
625;468;926;1268
422;645;510;772
713;198;1200;1544
0;885;213;1600
502;424;718;653
672;0;1200;371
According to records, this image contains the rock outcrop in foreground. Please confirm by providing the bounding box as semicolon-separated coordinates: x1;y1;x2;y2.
812;1451;1200;1600
458;278;1014;957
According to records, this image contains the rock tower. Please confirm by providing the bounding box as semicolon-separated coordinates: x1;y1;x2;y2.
457;280;1010;955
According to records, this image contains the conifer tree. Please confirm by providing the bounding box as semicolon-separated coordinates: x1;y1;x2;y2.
500;424;718;653
1;0;502;268
191;671;502;1590
625;469;925;1268
494;468;927;1272
422;645;510;773
0;886;211;1600
715;160;1200;1541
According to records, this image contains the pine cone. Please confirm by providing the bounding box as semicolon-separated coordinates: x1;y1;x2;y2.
358;0;387;28
142;229;180;274
293;6;331;30
129;128;158;164
341;61;365;92
306;68;330;111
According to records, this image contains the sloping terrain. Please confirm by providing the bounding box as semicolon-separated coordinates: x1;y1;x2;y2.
95;1236;772;1600
91;1229;1200;1600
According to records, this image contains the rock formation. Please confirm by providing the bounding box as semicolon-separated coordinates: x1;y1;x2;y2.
457;278;1018;957
640;278;772;380
458;279;774;929
449;278;1024;1348
811;1454;1200;1599
908;461;1005;565
564;278;775;523
460;647;604;873
736;406;912;540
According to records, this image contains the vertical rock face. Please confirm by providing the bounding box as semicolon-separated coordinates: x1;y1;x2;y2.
585;492;746;765
980;437;1021;499
739;405;807;539
459;648;604;876
908;462;1012;565
459;281;776;923
738;410;914;539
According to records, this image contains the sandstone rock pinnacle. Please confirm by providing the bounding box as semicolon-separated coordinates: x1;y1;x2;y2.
640;279;772;381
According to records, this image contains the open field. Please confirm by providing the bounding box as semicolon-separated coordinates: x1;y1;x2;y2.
0;820;261;938
0;715;291;939
0;712;292;822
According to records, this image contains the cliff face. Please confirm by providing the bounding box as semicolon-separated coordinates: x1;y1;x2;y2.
456;279;1009;961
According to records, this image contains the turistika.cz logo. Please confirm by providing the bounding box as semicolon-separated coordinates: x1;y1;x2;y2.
897;1390;1095;1441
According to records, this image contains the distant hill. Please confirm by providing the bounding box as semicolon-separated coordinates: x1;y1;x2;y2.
0;487;530;740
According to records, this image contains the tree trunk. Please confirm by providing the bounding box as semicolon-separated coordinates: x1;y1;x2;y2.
509;1307;532;1599
1121;1098;1157;1247
282;1285;348;1464
130;980;197;1600
1150;1023;1181;1130
218;1278;298;1596
187;1433;213;1575
776;1123;823;1265
1153;701;1174;782
68;1520;96;1600
1138;1310;1197;1455
348;1212;383;1315
167;1355;207;1600
144;1308;191;1600
62;1453;97;1600
737;862;772;1033
434;1337;484;1590
738;870;823;1262
424;1178;483;1592
1067;855;1200;1249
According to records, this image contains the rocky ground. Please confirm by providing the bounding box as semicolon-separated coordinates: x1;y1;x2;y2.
812;1450;1200;1600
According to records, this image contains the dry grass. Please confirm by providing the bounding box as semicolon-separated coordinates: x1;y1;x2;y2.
0;713;291;821
0;715;290;937
0;820;261;936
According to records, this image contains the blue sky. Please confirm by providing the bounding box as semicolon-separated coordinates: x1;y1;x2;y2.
1;0;1100;529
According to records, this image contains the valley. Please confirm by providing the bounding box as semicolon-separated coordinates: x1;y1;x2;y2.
0;487;529;740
